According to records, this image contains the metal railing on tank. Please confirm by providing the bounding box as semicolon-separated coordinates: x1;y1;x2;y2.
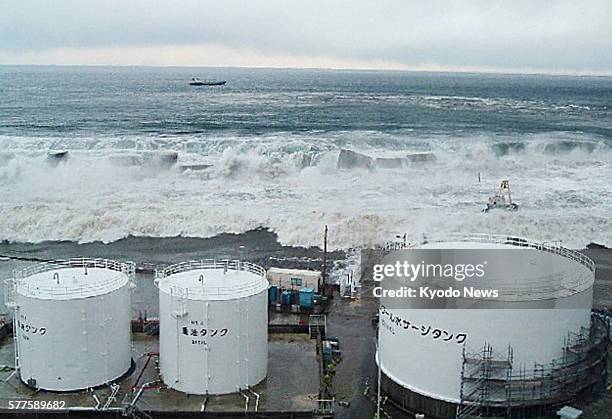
10;257;136;299
155;259;267;299
384;233;595;273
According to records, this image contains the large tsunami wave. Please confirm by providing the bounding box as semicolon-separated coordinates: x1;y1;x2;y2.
0;131;611;250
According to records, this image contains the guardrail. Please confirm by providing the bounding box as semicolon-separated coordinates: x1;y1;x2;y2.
14;258;136;279
155;259;267;299
10;258;136;299
385;233;595;273
156;259;265;279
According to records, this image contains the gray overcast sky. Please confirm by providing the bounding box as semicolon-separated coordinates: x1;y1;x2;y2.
1;0;611;74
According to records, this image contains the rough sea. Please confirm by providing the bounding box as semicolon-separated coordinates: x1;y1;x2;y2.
1;66;611;250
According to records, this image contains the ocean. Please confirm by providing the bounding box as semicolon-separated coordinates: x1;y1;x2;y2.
0;65;611;250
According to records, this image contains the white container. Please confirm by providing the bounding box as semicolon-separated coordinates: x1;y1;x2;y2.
156;260;268;395
377;235;595;405
5;258;135;391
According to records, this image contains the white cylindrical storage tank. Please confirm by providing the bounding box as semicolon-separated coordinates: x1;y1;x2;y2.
5;258;135;391
156;260;268;395
376;234;598;418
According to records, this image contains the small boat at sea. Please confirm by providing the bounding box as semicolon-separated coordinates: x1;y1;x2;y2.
483;180;519;212
189;77;226;86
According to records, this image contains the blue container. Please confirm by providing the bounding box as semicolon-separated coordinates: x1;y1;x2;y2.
281;290;292;306
299;287;315;309
268;286;278;304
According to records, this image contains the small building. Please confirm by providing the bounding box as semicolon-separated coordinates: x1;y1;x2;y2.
266;267;321;293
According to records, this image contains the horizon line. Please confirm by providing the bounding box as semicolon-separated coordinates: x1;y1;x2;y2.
2;63;612;78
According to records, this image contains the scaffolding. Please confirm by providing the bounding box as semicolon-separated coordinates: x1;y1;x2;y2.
456;343;513;419
456;314;609;419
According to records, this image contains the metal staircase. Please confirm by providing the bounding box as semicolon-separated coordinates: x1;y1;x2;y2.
456;343;513;419
309;314;326;339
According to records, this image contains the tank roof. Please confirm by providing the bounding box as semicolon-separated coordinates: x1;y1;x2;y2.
15;266;131;300
156;260;268;301
402;234;595;300
388;234;595;273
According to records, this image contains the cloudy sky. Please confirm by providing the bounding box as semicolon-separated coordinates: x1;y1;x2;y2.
1;1;611;75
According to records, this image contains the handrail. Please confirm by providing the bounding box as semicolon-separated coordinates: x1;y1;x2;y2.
385;233;595;273
156;260;265;279
155;260;267;299
14;258;136;279
10;258;136;299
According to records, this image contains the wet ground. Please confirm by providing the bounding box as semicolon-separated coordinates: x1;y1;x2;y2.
0;332;319;413
0;229;343;271
326;286;378;419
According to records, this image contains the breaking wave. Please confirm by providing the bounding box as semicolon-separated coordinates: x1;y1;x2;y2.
0;131;611;250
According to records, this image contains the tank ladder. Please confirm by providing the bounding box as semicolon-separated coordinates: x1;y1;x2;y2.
169;287;188;386
4;279;20;374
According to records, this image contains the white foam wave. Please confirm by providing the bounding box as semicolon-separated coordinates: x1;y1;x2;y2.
0;132;611;250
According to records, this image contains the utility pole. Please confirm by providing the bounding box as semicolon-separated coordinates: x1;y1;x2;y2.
322;225;328;293
375;335;381;419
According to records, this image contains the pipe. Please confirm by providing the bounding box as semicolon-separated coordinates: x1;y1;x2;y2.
3;370;17;383
240;389;249;412
131;352;159;392
103;383;120;409
247;388;260;411
67;407;123;412
90;389;101;410
131;380;159;407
